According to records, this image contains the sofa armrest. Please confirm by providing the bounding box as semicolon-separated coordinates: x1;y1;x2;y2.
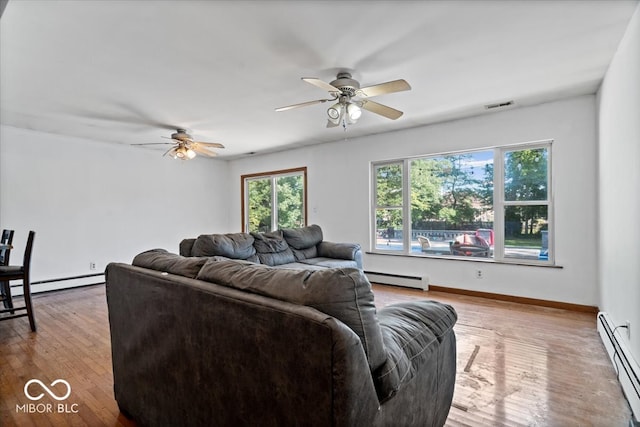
373;300;457;402
317;242;362;268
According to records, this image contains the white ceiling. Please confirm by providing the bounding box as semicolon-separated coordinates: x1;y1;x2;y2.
1;0;637;159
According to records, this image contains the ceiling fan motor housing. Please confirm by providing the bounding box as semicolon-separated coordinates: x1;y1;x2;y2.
330;72;360;97
172;129;192;141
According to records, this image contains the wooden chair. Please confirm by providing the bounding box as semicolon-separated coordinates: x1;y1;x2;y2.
0;231;37;331
0;229;15;310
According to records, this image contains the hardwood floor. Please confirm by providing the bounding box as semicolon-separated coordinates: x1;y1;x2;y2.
0;284;631;426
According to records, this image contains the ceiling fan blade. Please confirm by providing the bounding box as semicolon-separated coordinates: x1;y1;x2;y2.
360;100;404;120
275;99;331;112
163;147;177;157
191;145;218;157
132;142;174;146
192;141;225;149
302;77;341;94
358;79;411;98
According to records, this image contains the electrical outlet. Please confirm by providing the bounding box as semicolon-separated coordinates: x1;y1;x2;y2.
476;269;483;279
89;262;96;271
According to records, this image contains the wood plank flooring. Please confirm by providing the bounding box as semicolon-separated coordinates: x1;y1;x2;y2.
0;284;632;426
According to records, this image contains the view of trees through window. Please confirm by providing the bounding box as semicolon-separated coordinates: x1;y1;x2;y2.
244;169;306;233
374;144;551;262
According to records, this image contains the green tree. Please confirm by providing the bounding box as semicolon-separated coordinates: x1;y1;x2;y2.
504;148;548;235
437;154;482;227
410;158;444;228
277;175;304;229
248;178;272;232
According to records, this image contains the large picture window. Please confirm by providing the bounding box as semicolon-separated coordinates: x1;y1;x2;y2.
371;141;552;264
242;167;307;233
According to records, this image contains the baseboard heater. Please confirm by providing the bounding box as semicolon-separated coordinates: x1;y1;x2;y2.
597;312;640;423
364;271;428;290
9;273;105;295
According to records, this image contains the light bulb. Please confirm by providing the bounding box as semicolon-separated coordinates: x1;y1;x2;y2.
327;103;341;124
186;148;196;159
346;103;361;121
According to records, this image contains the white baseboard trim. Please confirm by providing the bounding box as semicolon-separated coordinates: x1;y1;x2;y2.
597;312;640;422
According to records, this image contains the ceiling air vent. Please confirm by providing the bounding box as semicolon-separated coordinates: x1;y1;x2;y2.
484;100;514;110
484;101;513;110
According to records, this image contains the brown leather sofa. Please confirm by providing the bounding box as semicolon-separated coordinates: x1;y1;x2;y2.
106;250;457;427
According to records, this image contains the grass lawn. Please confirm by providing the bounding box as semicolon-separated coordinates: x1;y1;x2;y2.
505;235;543;248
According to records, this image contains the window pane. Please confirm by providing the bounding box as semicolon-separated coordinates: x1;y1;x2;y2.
504;148;548;201
504;205;549;260
247;178;271;233
277;175;304;229
376;163;403;207
410;151;494;257
375;208;403;251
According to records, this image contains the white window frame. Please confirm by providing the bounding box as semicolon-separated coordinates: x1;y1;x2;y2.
370;140;554;265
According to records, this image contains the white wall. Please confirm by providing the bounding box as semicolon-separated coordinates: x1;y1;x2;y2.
229;95;599;306
597;4;640;359
0;125;229;292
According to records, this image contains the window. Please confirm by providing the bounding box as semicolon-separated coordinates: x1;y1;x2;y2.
242;167;307;233
371;141;552;264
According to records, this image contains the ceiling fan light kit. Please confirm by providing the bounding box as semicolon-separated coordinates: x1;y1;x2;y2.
132;128;225;160
276;71;411;129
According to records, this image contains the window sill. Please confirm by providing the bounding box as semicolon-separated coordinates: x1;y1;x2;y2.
365;250;563;268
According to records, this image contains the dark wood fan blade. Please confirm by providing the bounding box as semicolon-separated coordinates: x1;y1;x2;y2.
276;99;331;112
360;100;404;120
302;78;341;94
358;79;411;98
193;141;225;149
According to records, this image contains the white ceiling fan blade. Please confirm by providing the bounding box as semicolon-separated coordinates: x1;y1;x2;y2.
275;99;331;112
193;141;225;149
358;79;411;98
360;99;404;120
302;77;341;94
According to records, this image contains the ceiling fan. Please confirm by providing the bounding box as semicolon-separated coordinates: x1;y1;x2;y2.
275;72;411;128
132;129;225;160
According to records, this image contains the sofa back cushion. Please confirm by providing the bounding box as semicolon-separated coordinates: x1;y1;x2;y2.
191;233;258;262
250;230;296;266
196;259;387;371
132;249;209;279
282;224;323;249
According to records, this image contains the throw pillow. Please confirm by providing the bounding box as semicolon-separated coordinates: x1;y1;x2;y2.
250;230;296;266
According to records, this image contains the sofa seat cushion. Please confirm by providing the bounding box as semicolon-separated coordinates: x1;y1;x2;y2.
132;249;209;279
298;257;359;269
250;230;296;266
191;233;258;262
374;300;458;403
196;260;386;371
282;224;323;260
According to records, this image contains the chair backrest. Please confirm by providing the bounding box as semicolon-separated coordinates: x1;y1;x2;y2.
1;229;15;266
23;231;36;271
